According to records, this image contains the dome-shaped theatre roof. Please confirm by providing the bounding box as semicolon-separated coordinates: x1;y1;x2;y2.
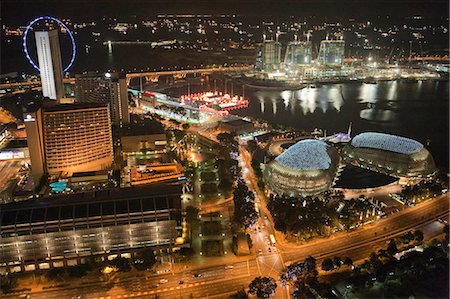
351;132;423;155
275;139;332;170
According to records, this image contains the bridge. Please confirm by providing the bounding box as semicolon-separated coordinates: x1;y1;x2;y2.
404;55;449;61
125;66;251;85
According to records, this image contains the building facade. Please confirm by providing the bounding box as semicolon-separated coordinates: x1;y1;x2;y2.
284;41;313;71
0;184;182;273
35;30;65;101
256;40;282;72
74;73;130;125
264;140;340;197
24;103;113;180
342;132;436;180
317;39;345;66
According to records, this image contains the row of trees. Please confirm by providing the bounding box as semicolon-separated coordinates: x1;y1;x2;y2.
233;177;258;229
267;193;380;240
267;195;334;239
346;227;449;298
321;256;353;271
230;276;277;299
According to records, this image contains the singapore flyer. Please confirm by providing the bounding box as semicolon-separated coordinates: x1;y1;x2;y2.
22;16;76;73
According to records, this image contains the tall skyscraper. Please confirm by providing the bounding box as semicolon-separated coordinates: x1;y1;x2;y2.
74;72;130;125
24;102;113;181
35;30;65;101
284;41;313;71
256;38;282;72
317;37;345;66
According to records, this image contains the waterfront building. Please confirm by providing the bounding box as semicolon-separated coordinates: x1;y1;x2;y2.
317;37;345;66
24;102;113;181
74;72;130;125
284;41;313;72
342;132;436;180
264;139;340;197
35;30;65;101
0;184;182;273
256;39;282;72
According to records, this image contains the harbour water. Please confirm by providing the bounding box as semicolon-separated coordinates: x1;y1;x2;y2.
234;80;449;170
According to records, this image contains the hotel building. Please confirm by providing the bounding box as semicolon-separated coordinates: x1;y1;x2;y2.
24;102;113;181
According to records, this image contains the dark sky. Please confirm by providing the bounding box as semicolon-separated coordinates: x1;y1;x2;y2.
1;0;449;25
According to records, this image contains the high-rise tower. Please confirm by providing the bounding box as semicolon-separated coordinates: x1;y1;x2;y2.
255;34;282;72
317;35;345;66
35;30;65;101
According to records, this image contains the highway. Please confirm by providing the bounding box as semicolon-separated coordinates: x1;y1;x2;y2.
6;192;446;299
3;146;448;299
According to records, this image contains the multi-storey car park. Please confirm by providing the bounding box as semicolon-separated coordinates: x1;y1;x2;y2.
0;184;182;273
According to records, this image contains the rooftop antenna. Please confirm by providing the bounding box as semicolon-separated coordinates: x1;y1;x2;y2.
347;122;352;137
306;31;311;42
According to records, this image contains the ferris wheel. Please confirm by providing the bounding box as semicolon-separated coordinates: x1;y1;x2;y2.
23;16;76;73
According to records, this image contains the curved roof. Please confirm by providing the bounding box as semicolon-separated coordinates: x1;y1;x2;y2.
351;132;423;155
275;139;331;170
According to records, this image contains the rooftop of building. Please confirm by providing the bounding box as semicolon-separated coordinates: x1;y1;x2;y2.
221;118;253;127
350;132;424;155
120;118;165;136
0;183;182;226
24;99;110;114
275;139;332;170
43;102;109;113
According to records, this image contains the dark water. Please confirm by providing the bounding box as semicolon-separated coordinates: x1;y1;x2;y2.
232;80;449;170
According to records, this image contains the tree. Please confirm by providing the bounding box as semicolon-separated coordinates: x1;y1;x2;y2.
343;257;353;266
186;206;200;226
46;267;66;281
387;239;398;255
0;274;17;294
321;258;334;271
248;276;277;298
333;256;342;269
110;257;131;272
413;230;424;243
230;288;249;298
178;247;195;257
182;123;190;130
68;264;90;277
133;248;157;271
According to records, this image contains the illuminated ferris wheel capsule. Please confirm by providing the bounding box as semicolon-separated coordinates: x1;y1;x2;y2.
23;16;76;73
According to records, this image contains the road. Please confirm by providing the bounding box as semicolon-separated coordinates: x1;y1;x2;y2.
3;146;448;299
7;191;446;299
0;160;21;192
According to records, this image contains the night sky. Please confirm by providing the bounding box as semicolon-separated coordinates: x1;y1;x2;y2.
1;0;449;25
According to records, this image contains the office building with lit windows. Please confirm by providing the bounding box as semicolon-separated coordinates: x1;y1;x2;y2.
317;38;345;66
0;184;182;273
35;30;65;101
74;72;130;125
24;102;113;181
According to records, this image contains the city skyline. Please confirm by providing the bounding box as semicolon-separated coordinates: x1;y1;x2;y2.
0;1;448;299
